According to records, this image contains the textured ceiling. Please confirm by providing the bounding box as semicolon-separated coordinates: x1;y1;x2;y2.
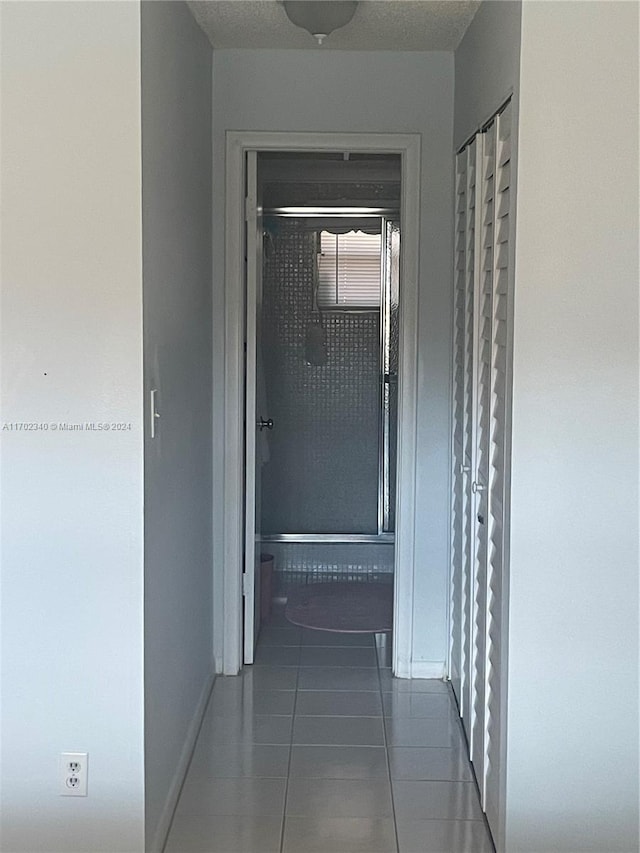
187;1;480;51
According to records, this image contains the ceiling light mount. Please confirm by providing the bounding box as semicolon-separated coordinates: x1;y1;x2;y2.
283;1;358;46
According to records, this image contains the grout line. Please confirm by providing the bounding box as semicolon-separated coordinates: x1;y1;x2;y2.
376;636;400;853
278;635;301;853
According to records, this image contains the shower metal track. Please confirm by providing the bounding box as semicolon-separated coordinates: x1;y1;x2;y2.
261;533;395;544
264;206;400;217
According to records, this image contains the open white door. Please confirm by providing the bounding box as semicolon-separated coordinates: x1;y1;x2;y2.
243;150;265;664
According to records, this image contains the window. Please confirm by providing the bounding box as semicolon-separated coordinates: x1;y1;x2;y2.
317;230;382;308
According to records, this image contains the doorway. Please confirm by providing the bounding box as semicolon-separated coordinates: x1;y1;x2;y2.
255;151;400;660
223;132;421;677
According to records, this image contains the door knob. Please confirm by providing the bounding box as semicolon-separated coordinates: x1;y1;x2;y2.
471;481;485;494
258;417;274;431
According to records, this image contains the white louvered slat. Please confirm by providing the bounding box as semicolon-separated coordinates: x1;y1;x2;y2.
498;135;511;166
496;190;510;219
498;162;510;192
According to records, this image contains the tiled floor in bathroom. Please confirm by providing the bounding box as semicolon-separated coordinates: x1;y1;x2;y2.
165;607;494;853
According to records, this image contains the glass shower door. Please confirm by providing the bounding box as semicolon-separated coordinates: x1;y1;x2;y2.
261;221;380;535
260;216;399;539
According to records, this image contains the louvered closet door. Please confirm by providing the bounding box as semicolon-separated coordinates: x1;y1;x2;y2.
470;123;495;786
483;102;513;846
461;140;479;735
450;149;467;708
451;141;477;726
451;99;514;851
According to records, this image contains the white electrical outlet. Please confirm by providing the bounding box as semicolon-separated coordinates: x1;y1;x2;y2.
60;752;88;796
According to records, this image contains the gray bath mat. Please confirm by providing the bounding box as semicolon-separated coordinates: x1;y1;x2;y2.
285;582;393;633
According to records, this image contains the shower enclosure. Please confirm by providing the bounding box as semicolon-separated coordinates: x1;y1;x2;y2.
257;154;401;603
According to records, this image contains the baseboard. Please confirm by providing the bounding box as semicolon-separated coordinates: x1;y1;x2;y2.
410;660;447;679
150;666;216;853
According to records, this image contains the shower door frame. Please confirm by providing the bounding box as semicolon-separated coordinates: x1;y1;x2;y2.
259;210;398;540
222;131;421;677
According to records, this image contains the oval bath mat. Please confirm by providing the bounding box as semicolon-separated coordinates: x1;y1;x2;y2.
285;581;393;633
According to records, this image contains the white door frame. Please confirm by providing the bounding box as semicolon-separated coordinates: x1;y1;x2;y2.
222;130;421;676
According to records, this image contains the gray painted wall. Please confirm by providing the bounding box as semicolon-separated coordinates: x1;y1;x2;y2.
141;2;213;848
212;49;455;672
454;1;522;149
0;3;145;850
508;4;639;851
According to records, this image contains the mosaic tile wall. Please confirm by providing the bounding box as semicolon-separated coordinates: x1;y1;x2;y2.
263;181;399;208
262;542;395;599
261;219;380;535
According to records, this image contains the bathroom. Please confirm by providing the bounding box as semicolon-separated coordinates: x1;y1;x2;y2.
252;151;401;646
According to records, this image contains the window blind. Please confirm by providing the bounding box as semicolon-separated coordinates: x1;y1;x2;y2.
318;231;382;307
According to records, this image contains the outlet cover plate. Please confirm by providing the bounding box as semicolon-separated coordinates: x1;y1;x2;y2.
60;752;88;796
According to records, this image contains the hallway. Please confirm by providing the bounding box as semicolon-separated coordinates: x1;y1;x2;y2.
165;608;493;853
